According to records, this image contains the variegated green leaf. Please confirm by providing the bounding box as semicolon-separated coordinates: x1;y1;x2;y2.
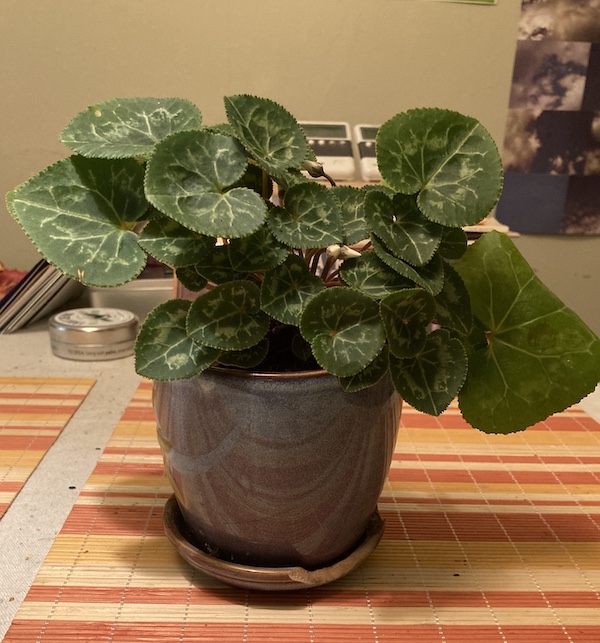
145;130;267;238
187;280;269;351
260;254;325;326
380;289;436;358
271;168;311;191
433;263;472;336
338;347;390;393
61;97;202;159
339;252;413;299
138;216;215;267
195;244;245;284
134;299;219;380
365;191;443;267
224;94;310;174
228;225;289;272
175;265;208;292
332;185;370;245
268;182;343;248
217;339;270;369
300;288;385;377
231;163;273;199
371;235;444;295
376;108;502;227
389;329;468;416
453;231;600;434
8;156;147;287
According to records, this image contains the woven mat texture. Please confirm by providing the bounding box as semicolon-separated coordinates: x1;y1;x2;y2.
0;377;95;518
5;380;600;642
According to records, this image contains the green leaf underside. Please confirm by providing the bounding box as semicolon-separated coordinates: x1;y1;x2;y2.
371;234;444;295
61;97;202;159
339;252;413;299
338;347;390;392
134;300;219;380
138;216;215;267
187;280;269;351
332;185;369;245
228;225;289;273
268;182;343;248
380;289;436;358
389;330;468;416
433;263;473;336
9;156;147;286
365;190;442;266
145;130;267;238
260;254;326;326
453;231;600;433
300;288;385;377
376;108;502;227
224;94;310;175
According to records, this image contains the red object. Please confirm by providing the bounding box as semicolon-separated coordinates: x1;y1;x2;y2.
0;262;27;297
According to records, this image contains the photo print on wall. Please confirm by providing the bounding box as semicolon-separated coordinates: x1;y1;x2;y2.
496;0;600;235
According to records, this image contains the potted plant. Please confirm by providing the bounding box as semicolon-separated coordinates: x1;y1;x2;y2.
6;95;600;590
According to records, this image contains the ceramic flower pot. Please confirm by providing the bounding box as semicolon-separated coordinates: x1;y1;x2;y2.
153;367;401;590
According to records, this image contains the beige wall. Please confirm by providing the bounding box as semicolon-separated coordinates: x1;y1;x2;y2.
1;0;598;334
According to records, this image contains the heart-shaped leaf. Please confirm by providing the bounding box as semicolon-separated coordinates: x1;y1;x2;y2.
365;190;443;266
268;182;343;249
224;94;310;174
453;231;600;433
8;156;147;286
134;299;219;380
187;280;269;351
175;265;208;292
138;216;215;267
338;347;390;393
300;288;385;377
371;235;445;295
376;108;502;227
194;244;245;284
380;289;436;358
145;130;267;238
433;263;473;336
260;254;325;325
389;329;468;416
332;185;370;244
339;252;413;299
217;339;270;369
61;97;202;159
228;225;289;273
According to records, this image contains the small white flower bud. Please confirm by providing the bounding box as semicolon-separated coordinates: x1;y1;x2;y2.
302;160;325;178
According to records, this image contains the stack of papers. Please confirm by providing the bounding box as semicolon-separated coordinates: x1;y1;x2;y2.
0;259;83;334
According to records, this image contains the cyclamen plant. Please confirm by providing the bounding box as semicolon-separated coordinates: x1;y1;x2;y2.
7;95;600;434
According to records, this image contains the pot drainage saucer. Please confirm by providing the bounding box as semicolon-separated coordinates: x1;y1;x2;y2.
162;494;385;591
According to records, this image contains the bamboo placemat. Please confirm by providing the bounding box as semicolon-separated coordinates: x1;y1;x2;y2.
0;377;96;518
5;381;600;642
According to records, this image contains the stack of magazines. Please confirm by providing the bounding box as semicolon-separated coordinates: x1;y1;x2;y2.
0;259;83;334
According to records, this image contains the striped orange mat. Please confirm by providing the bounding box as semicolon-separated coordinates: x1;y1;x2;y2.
5;381;600;642
0;377;95;518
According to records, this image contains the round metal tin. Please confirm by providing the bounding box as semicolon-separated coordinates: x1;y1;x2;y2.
48;307;138;361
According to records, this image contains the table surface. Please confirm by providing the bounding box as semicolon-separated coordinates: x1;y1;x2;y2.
1;321;599;641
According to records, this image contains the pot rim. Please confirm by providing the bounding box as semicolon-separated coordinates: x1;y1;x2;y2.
207;365;330;380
